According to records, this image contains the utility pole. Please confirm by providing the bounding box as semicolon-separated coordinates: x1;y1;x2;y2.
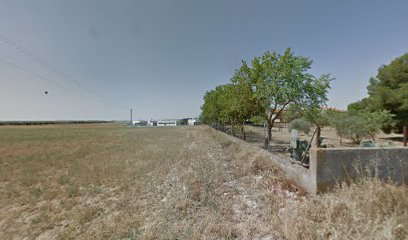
130;108;133;126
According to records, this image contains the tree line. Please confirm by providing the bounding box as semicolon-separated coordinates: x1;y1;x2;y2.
201;49;406;147
200;48;332;147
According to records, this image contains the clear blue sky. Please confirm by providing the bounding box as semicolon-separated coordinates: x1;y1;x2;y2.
0;0;407;120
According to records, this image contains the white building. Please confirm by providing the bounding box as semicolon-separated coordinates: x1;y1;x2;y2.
147;120;157;126
157;120;177;127
132;120;147;126
187;119;196;126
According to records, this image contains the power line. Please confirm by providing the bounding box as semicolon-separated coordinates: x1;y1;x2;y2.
0;33;124;109
0;58;116;107
1;59;72;91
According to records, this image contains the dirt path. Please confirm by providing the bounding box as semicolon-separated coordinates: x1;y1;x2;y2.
127;126;303;239
215;129;302;240
199;128;278;239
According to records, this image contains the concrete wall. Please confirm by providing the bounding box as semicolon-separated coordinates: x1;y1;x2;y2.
262;147;408;194
267;153;313;193
310;147;408;193
210;126;408;194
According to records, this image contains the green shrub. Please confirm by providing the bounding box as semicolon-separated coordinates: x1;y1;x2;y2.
329;110;394;144
289;118;311;134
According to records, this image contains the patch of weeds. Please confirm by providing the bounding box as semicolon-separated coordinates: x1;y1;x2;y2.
118;229;140;240
68;162;82;178
28;187;42;197
6;186;21;198
58;175;71;185
202;186;219;211
67;185;80;198
89;185;103;195
210;224;237;239
79;207;102;225
31;215;42;225
20;173;38;187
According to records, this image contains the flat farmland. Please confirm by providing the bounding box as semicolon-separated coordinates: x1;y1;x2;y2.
0;124;406;239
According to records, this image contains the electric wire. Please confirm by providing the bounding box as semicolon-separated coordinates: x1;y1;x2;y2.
0;33;125;109
0;58;117;107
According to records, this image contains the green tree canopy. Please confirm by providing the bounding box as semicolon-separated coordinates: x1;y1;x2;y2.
353;52;408;131
329;109;394;145
200;85;226;127
200;81;255;138
232;48;332;145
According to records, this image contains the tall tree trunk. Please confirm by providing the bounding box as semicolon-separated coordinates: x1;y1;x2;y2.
241;122;246;140
264;122;273;150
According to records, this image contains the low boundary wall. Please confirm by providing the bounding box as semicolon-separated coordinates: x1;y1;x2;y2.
211;126;407;194
272;147;408;194
309;147;407;193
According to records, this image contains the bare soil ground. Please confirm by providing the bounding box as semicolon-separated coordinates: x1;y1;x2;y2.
0;124;406;239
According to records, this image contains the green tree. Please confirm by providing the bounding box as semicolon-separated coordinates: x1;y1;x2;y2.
232;48;332;147
347;97;371;112
200;85;228;129
218;84;253;138
329;110;394;145
200;82;255;139
249;115;265;125
364;52;408;132
289;117;311;134
281;104;303;123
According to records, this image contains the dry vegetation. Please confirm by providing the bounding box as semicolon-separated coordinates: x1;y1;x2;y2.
0;124;406;239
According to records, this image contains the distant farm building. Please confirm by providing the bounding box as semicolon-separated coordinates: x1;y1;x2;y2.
157;120;177;127
188;119;197;126
179;118;200;126
132;120;148;126
132;118;200;127
147;120;157;126
178;118;189;125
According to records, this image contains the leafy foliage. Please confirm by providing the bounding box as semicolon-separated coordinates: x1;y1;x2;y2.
249;115;265;125
329;110;395;144
231;48;332;143
289;118;311;134
200;82;256;138
281;104;303;123
201;48;332;144
349;52;408;131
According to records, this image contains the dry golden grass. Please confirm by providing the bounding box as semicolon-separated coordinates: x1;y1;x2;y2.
274;178;407;240
0;124;406;239
0;124;240;239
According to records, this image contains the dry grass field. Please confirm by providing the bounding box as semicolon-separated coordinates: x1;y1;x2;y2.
0;124;406;239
